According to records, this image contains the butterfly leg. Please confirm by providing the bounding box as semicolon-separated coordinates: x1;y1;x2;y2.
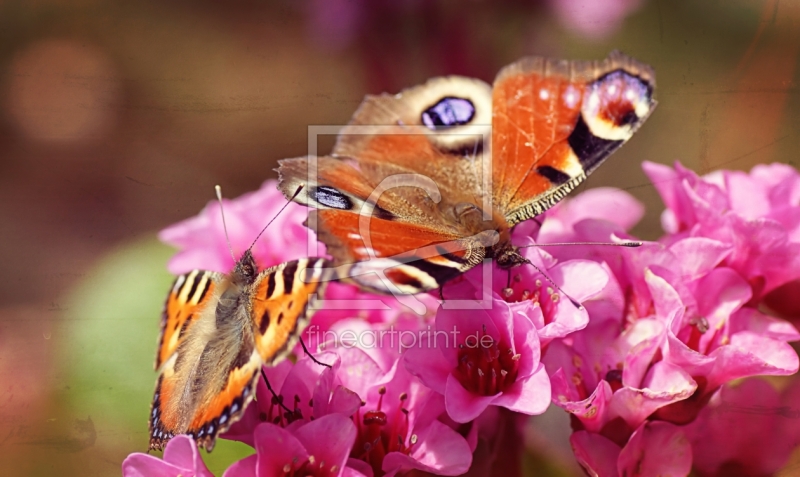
261;368;292;414
300;336;332;369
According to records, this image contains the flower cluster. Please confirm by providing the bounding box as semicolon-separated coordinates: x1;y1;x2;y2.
125;163;800;476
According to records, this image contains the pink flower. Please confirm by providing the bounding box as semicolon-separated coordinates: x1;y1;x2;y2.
532;187;645;245
570;421;692;477
404;299;551;423
445;243;607;347
545;312;696;441
643;160;800;302
651;266;798;424
544;250;797;440
223;414;361;477
122;435;212;477
159;179;321;275
335;346;473;476
684;377;800;477
223;354;361;446
548;0;643;39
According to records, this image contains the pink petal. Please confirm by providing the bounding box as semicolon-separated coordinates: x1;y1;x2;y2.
617;421;692;477
693;268;751;346
552;377;613;433
510;310;539;378
403;345;450;395
122;454;188;477
162;434;209;474
707;332;799;388
328;386;362;417
642;162;682;225
253;423;309;475
436;307;500;365
620;318;665;387
294;414;357;470
668;237;731;280
491;363;551;415
645;270;684;335
731;307;800;342
333;347;387;398
569;187;644;230
444;373;497;423
570;431;621;477
610;362;696;428
383;420;472;476
222;455;257;477
345;459;374;477
686;378;790;476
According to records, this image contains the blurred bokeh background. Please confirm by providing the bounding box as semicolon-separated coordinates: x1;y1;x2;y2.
1;0;799;475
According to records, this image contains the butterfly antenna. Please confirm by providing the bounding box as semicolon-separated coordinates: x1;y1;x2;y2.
518;241;642;249
247;185;305;250
525;261;584;310
215;185;237;263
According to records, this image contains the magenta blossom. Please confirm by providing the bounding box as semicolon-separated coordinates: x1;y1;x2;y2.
444;239;608;346
333;346;472;477
685;377;800;477
570;421;692;477
122;434;212;477
545;309;696;441
223;414;362;477
159;179;322;275
404;298;551;423
643;160;800;303
223;353;361;446
548;0;643;39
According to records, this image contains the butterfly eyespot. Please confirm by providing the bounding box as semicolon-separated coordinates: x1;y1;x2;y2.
312;186;353;210
582;70;653;136
421;97;475;130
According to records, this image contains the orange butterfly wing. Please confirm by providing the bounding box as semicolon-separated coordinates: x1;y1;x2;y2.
310;209;485;293
156;270;221;369
491;52;656;224
150;258;331;452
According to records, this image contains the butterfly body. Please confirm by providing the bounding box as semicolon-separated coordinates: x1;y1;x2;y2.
279;51;655;295
150;253;330;451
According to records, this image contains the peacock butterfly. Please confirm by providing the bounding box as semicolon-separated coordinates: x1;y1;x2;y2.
277;51;655;295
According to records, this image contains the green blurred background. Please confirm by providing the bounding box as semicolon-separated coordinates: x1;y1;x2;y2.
1;0;799;475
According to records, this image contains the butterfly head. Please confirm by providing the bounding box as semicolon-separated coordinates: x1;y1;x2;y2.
232;250;258;286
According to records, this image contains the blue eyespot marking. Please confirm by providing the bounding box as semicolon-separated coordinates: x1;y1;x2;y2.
421;97;475;130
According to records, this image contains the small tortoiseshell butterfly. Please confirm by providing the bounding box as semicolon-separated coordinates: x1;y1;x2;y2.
278;51;655;294
149;253;330;451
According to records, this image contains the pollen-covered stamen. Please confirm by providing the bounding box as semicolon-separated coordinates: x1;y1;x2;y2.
280;453;337;476
454;327;520;395
501;275;563;320
351;389;415;476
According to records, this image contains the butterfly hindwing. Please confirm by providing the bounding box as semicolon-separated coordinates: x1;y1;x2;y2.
308;209;484;294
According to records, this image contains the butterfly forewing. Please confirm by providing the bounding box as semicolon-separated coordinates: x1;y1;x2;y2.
156;270;222;369
251;258;329;365
492;52;656;225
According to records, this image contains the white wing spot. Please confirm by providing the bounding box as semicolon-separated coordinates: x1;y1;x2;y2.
539;88;549;100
